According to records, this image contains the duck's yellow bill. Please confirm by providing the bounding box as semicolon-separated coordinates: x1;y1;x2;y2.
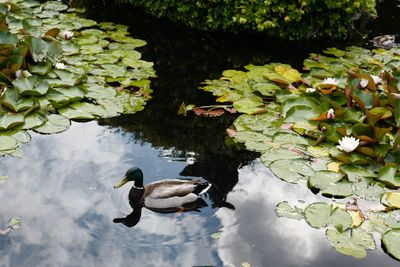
114;176;129;188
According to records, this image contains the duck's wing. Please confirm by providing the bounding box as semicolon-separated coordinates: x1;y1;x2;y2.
144;179;200;199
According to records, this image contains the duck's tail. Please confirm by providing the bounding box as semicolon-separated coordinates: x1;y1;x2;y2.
193;182;211;195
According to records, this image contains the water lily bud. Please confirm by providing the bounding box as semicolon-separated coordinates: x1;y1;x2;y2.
371;75;382;85
15;70;22;78
55;62;66;69
61;30;74;40
337;136;360;153
327;108;335;119
306;87;316;93
359;78;368;88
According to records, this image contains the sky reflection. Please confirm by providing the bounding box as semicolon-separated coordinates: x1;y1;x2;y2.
0;122;221;267
215;161;399;267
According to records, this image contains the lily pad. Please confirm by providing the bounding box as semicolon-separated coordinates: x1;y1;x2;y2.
385;192;400;208
326;228;375;259
378;166;400;188
7;216;22;229
0;136;18;151
276;201;304;220
0;113;25;130
23;112;46;129
270;159;314;183
33;114;70;134
382;229;400;260
233;97;266;114
308;170;344;190
260;148;302;164
340;164;377;182
304;202;331;228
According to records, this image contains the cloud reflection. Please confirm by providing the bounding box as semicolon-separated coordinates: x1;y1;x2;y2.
215;161;398;267
0;122;220;267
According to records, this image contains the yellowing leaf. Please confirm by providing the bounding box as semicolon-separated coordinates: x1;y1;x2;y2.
348;210;365;227
274;65;301;83
386;192;400;208
327;162;342;172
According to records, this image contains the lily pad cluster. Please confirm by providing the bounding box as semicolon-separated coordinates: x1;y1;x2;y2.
196;46;400;260
277;200;400;260
0;0;155;157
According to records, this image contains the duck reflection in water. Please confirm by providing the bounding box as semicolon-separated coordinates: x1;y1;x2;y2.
113;167;211;227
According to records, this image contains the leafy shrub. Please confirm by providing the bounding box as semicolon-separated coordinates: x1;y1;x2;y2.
114;0;377;39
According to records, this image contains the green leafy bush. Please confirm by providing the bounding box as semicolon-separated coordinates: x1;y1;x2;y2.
115;0;377;39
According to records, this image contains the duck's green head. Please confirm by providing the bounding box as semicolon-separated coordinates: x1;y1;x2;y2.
114;167;144;188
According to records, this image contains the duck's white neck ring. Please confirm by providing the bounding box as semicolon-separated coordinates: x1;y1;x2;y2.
133;186;144;189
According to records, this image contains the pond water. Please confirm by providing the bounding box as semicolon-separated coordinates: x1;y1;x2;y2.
1;0;400;266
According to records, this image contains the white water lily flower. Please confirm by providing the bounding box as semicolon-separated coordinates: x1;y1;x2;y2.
337;136;360;153
55;62;66;69
359;78;368;88
327;108;335;119
371;75;382;84
61;30;74;40
306;87;316;93
322;77;339;85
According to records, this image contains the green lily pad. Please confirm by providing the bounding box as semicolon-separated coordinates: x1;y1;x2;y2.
234;131;271;143
0;113;25;130
29;62;52;75
276;201;304;220
384;192;400;208
7;216;22;229
232;96;266;114
340;164;377;182
58;102;108;119
321;181;353;198
1;129;31;144
378;166;400;188
308;170;344;190
23;112;46;129
260;148;303;164
284;105;321;122
270;159;314;183
304;202;331;228
0;136;18;151
43;1;68;11
12;76;49;96
33;114;70;134
45;87;85;108
1;88;35;112
352;180;385;201
382;229;400;260
326;228;375;259
304;202;352;230
272;132;309;146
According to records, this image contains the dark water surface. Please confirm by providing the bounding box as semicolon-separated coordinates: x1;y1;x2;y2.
1;0;400;266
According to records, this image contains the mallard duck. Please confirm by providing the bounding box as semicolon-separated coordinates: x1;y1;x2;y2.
114;167;211;212
371;35;396;49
